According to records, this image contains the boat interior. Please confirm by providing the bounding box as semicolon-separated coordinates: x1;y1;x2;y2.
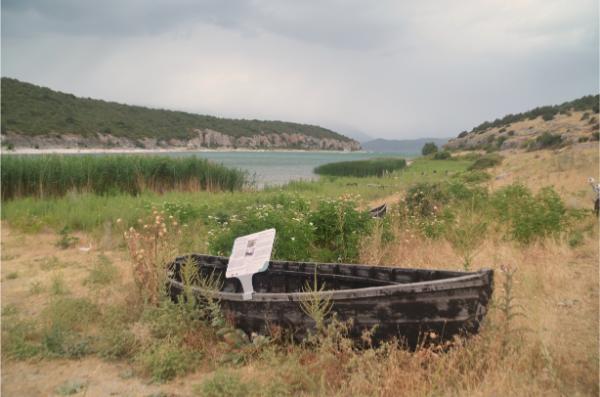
169;254;470;294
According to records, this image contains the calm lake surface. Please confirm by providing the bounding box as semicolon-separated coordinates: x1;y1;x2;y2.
163;151;413;187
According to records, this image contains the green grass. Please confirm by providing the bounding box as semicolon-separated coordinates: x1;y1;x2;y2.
1;154;247;199
2;158;472;236
314;157;407;177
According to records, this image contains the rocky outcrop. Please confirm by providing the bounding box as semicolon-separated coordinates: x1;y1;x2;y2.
2;129;361;151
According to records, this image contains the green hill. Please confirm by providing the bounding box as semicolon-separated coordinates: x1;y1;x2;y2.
446;95;599;151
0;78;356;149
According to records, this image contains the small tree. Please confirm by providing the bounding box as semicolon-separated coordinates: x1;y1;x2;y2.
422;142;438;156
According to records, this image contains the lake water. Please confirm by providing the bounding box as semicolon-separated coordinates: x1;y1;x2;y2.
164;151;413;187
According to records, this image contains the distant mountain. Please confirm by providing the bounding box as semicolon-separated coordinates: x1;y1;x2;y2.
0;78;360;151
362;137;452;155
338;128;374;144
445;95;599;151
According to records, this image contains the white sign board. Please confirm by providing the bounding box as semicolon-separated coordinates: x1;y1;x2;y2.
226;228;276;300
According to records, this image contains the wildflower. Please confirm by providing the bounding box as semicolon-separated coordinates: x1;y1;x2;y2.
116;218;122;224
291;237;295;241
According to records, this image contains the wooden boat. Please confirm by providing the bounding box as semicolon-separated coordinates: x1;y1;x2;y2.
167;254;493;346
369;203;387;218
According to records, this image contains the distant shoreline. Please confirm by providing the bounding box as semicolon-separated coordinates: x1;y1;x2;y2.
2;147;372;155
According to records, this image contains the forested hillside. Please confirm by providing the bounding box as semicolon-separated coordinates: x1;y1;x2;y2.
0;78;358;150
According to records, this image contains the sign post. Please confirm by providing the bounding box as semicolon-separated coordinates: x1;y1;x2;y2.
226;228;276;300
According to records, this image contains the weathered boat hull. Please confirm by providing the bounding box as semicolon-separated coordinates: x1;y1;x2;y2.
167;254;493;345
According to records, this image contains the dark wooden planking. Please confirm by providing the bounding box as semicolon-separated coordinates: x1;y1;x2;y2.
167;254;493;346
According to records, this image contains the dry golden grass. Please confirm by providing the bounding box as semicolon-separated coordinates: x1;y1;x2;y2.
487;145;599;210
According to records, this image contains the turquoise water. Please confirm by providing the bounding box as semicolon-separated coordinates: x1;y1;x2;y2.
163;151;413;187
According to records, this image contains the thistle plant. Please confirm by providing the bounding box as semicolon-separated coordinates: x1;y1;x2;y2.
122;208;181;305
299;268;333;334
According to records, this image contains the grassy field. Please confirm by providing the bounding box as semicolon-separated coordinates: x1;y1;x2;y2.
1;154;247;199
1;147;598;396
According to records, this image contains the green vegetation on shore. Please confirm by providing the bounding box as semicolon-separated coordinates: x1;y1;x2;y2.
314;157;407;177
1;158;468;234
0;78;352;142
1;155;247;200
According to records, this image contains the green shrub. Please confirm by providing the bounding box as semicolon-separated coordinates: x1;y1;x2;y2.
314;158;406;177
208;202;314;261
56;226;79;249
97;328;138;360
491;185;567;243
136;339;201;382
208;197;372;263
422;142;438;156
468;154;503;170
308;199;372;262
534;132;563;149
568;230;584;247
405;182;450;217
1;318;41;359
457;170;491;184
433;151;451;160
40;297;99;358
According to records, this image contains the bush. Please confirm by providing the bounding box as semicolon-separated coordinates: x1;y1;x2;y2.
421;142;438;156
405;183;450;217
433;151;451;160
457;170;491;184
468;154;503;170
1;318;41;359
534;132;563;149
208;197;372;263
41;297;99;358
491;185;567;243
136;339;201;382
208;202;314;261
308;199;372;262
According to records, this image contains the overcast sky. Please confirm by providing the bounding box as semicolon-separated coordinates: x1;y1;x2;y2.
2;0;598;140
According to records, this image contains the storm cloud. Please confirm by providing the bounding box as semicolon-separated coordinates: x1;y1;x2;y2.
2;0;598;139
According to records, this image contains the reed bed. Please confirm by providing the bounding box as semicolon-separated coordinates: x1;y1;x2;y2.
314;157;407;177
1;154;246;200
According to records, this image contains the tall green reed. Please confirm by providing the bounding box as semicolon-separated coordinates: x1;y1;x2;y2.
1;154;246;199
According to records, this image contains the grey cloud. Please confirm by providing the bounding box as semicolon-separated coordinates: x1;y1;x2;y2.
1;0;598;139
